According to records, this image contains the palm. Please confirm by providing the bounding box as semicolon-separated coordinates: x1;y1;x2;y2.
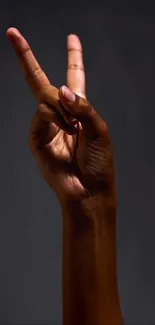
43;125;83;192
34;121;91;202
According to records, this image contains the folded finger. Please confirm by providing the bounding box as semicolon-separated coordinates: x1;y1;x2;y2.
38;103;77;135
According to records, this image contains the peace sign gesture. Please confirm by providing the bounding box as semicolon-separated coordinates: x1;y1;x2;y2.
7;28;115;206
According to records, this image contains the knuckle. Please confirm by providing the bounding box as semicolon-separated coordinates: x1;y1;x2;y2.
103;121;108;133
32;66;43;78
78;97;95;117
85;101;95;116
100;120;109;138
19;46;30;56
68;48;83;53
68;64;84;71
38;102;46;113
38;102;56;122
38;103;48;119
88;104;95;116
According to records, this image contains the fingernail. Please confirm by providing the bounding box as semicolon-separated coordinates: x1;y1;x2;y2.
67;116;78;124
62;86;76;103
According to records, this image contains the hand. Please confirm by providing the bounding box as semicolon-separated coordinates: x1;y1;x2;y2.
7;28;116;206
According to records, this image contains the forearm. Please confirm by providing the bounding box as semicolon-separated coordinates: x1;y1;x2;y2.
61;195;122;325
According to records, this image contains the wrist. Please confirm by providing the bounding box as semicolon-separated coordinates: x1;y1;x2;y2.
61;191;117;225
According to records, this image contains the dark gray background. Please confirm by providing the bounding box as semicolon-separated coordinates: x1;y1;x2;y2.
0;0;155;324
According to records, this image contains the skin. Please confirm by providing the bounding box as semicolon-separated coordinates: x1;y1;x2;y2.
7;28;123;325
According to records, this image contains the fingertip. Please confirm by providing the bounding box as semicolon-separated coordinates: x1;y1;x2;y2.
6;27;21;40
60;85;67;96
59;85;64;95
58;86;63;102
59;85;68;99
6;27;17;35
59;86;78;125
67;34;82;51
67;33;79;39
60;85;76;103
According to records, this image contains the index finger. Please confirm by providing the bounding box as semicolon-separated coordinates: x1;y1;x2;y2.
6;27;77;125
6;27;50;99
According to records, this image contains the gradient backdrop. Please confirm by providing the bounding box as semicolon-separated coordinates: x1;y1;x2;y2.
0;1;155;324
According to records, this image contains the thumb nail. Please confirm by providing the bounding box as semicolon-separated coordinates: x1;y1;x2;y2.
62;86;76;103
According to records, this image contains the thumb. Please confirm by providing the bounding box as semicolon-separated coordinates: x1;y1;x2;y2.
59;86;106;137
